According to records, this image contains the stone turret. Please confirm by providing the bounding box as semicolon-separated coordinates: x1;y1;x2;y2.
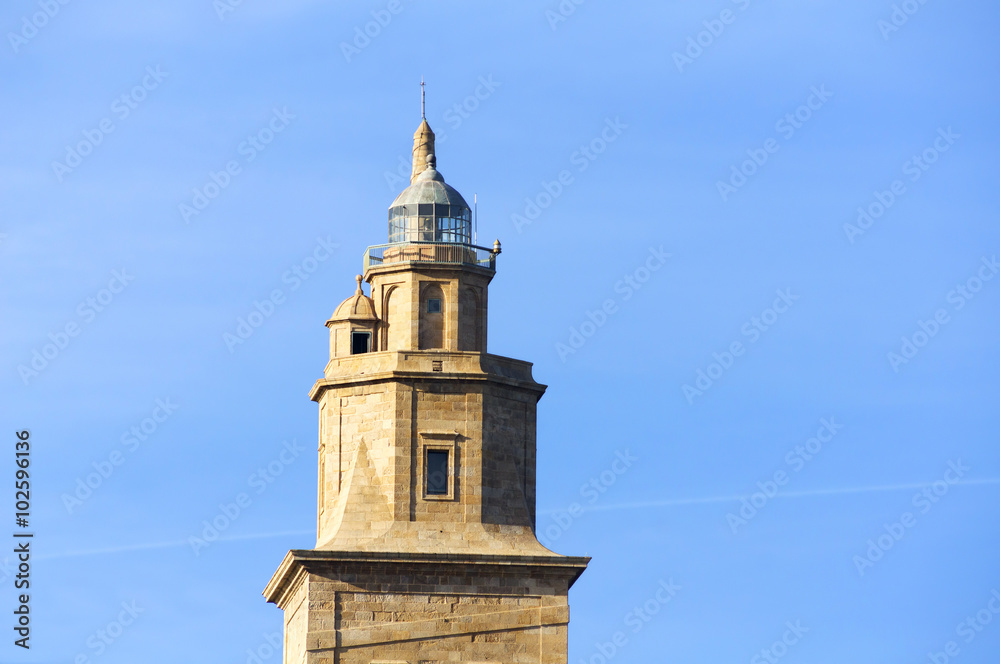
325;275;377;358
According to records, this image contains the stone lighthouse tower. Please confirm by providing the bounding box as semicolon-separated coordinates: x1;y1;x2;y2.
263;113;589;663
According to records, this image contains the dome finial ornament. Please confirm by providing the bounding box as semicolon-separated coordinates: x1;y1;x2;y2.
355;274;363;295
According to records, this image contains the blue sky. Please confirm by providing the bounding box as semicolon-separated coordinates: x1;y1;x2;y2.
1;0;998;662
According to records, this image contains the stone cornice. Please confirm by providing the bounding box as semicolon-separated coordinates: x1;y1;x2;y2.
309;351;547;402
263;549;591;606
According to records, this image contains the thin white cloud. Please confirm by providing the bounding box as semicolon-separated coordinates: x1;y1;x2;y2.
38;479;1000;558
540;478;1000;515
38;529;314;560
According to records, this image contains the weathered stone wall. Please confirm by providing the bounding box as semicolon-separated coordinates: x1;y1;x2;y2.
317;386;398;544
458;286;484;352
368;264;492;354
314;368;544;552
302;561;572;664
482;390;537;530
283;579;308;664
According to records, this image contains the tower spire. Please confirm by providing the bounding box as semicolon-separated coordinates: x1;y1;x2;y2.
410;81;435;184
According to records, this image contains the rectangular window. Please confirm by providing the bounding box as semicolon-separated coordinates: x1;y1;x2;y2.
351;331;371;355
426;298;441;314
426;450;449;495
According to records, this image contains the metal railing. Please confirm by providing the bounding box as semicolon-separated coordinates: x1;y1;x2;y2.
363;242;497;272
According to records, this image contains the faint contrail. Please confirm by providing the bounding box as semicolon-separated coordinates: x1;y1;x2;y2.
39;479;1000;558
38;529;314;560
540;477;1000;515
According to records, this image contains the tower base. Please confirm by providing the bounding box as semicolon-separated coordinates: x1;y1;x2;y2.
264;550;590;664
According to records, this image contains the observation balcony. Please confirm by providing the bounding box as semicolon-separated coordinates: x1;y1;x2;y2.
363;241;498;273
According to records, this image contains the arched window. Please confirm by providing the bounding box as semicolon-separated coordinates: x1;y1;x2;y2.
419;284;445;349
381;286;397;351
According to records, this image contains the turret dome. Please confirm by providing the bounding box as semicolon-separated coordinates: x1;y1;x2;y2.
329;276;376;323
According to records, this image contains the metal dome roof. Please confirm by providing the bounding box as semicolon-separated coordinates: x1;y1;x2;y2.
389;156;470;210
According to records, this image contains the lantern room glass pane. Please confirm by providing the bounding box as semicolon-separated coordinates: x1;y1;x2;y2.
387;204;472;244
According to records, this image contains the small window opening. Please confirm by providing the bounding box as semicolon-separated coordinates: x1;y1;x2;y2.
427;298;442;314
426;450;449;495
351;331;371;355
